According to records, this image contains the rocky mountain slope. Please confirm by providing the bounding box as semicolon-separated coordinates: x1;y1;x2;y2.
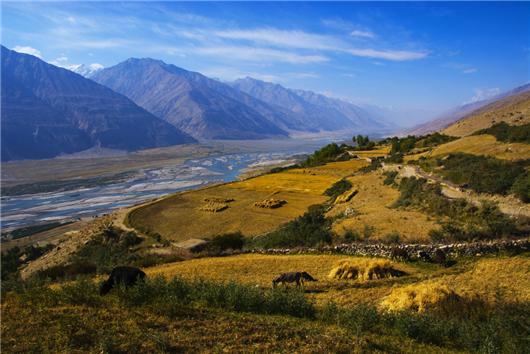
92;59;289;140
1;46;195;161
231;77;393;133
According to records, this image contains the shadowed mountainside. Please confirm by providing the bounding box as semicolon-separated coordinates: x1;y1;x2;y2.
1;46;195;161
92;58;290;140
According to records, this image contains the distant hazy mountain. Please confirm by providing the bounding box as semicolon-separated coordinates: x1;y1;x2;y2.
1;46;195;161
407;83;530;136
92;59;289;140
67;63;104;78
231;77;393;134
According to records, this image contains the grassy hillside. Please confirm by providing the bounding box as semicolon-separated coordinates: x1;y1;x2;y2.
443;91;530;137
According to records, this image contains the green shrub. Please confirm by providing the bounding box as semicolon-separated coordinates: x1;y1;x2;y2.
302;143;346;167
251;205;332;248
419;153;527;196
58;277;102;306
474;122;530;143
204;232;245;253
35;260;98;281
511;172;530;203
324;179;352;200
393;177;520;241
352;135;375;150
383;171;398;185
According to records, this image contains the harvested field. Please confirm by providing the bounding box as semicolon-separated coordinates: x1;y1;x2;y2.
328;170;439;241
334;189;358;204
146;253;530;308
127;159;368;242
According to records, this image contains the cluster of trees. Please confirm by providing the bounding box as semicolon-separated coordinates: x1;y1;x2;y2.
352;135;375;150
474;122;530;143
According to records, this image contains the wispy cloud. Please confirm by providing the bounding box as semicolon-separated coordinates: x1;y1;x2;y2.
466;88;500;104
213;28;426;61
444;62;478;74
347;48;427;61
12;45;42;58
192;46;329;64
462;68;478;74
350;30;376;39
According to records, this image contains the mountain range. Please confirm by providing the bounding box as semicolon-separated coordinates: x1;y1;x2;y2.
1;46;195;161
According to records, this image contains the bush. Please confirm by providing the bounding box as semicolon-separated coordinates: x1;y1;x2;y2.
324;179;352;200
474;122;530;143
383;171;398;185
352;135;375;150
302;143;346;167
251;205;332;248
35;260;98;281
393;177;520;241
511;172;530;203
204;232;245;253
419;153;527;196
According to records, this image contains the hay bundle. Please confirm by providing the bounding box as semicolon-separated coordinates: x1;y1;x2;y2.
198;202;228;212
254;199;287;209
328;259;406;281
204;197;235;203
334;189;358;204
379;282;469;313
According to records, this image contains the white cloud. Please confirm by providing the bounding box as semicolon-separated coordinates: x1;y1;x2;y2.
347;48;427;61
12;45;42;58
467;88;500;104
212;28;426;61
462;68;478;74
214;28;338;51
192;46;329;64
350;30;375;39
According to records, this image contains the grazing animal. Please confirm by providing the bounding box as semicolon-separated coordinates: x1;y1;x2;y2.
417;251;432;262
99;266;146;295
272;272;317;288
433;249;447;265
390;247;410;262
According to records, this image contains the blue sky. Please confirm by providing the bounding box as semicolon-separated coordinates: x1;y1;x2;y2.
2;1;529;125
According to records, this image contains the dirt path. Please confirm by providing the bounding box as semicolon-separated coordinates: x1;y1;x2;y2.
382;163;530;218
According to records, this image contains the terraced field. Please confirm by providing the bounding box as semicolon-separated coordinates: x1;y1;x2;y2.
126;159;368;241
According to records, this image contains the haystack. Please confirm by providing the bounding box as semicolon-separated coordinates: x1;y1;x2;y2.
204;197;235;203
379;282;474;313
198;201;228;212
334;189;358;204
254;199;287;209
328;259;407;281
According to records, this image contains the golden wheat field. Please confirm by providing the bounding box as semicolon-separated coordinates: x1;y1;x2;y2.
328;170;439;241
146;253;530;309
126;159;368;241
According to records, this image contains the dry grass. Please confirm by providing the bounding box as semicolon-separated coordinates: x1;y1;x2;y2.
328;170;439;241
334;189;358;204
404;134;530;162
328;259;407;281
145;253;530;308
197;201;229;212
443;91;530;137
127;159;368;241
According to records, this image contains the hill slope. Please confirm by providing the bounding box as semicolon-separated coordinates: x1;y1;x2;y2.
408;84;530;136
1;46;195;161
92;59;289;140
443;88;530;136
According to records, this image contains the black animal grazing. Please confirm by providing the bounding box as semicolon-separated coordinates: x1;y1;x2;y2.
390;247;410;262
417;251;432;262
100;266;146;295
272;272;317;288
433;249;447;265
